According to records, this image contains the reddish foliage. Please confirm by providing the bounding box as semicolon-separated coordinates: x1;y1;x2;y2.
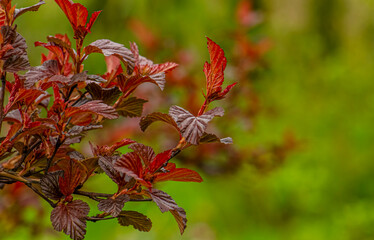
0;1;235;239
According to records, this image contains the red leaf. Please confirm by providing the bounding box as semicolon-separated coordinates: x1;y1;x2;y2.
54;0;100;38
204;37;236;101
148;149;173;174
92;138;135;156
154;165;203;183
54;159;86;197
4;88;44;114
128;143;155;167
86;11;101;32
50;200;90;240
114;152;144;182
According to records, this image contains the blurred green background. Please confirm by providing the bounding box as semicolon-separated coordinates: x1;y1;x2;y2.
3;0;374;239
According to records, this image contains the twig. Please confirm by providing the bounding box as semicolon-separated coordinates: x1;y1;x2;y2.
25;182;56;208
45;138;62;173
74;190;152;202
74;190;112;202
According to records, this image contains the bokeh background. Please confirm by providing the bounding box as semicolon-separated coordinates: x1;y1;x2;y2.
2;0;374;239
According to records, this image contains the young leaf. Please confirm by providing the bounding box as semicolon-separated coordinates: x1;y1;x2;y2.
92;138;135;156
54;0;101;38
168;105;224;145
114;152;143;182
117;211;152;232
97;194;130;217
55;159;86;197
116;97;147;118
130;42;178;90
147;149;173;174
50;200;90;240
128;143;155;167
204;37;236;101
139;112;179;133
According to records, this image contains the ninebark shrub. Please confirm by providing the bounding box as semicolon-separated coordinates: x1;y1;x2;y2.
0;1;236;239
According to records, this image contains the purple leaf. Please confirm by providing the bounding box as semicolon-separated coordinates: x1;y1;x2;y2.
85;39;135;70
168;106;224;145
98;195;130;217
117;211;152;232
50;200;90;240
116;97;147;118
40;171;63;200
139;112;179;133
25;60;59;88
14;1;45;20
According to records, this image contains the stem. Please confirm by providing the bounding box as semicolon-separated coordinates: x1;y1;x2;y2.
0;72;6;135
75;38;83;74
197;98;209;116
86;216;115;222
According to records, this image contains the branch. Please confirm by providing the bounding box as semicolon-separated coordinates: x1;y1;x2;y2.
0;72;6;135
0;171;39;184
74;190;152;202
